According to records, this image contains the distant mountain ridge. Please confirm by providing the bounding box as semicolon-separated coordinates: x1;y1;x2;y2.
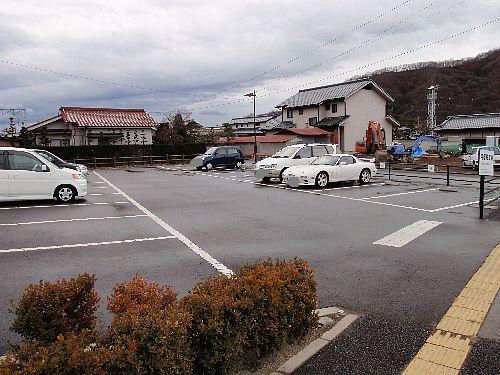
357;48;500;129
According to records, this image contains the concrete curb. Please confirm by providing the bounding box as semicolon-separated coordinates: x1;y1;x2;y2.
274;312;359;374
384;180;401;186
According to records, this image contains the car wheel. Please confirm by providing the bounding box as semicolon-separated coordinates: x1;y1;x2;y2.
236;161;242;169
205;163;213;170
261;177;271;183
315;171;329;188
359;169;371;184
55;185;76;202
279;168;288;183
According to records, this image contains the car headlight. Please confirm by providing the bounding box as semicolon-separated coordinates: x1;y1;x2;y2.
72;173;84;180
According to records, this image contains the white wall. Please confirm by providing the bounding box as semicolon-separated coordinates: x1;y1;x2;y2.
344;88;391;152
283;102;346;129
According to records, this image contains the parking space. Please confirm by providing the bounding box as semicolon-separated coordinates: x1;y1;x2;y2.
157;165;485;215
1;164;498;370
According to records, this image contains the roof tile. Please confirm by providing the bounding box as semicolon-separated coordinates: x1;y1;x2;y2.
59;107;157;128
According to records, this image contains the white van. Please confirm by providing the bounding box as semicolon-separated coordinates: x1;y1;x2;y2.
0;147;87;202
255;143;340;182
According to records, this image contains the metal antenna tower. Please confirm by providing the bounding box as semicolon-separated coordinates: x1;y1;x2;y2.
426;85;438;131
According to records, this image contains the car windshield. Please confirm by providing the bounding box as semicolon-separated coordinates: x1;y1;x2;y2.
204;147;218;155
272;146;301;158
36;151;65;164
312;155;340;166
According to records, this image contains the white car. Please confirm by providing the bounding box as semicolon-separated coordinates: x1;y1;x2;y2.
255;143;340;182
462;146;500;169
282;154;377;188
0;147;87;202
32;149;89;177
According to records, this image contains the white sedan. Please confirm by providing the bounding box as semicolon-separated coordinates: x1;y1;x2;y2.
282;154;377;188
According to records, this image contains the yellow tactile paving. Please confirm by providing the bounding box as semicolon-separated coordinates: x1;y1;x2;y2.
459;287;497;303
416;342;468;369
402;242;500;375
444;305;487;323
453;296;492;313
426;330;470;352
465;279;499;294
436;316;481;337
403;357;459;375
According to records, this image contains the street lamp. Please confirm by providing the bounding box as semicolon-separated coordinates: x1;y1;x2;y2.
244;90;257;163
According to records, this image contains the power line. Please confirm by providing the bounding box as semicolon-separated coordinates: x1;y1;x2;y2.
165;0;415;112
0;59;201;97
258;0;465;92
187;17;499;112
184;0;445;110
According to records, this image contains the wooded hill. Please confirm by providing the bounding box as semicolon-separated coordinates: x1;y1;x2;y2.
360;48;499;137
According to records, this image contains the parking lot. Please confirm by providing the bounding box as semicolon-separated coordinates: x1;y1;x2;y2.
1;165;498;372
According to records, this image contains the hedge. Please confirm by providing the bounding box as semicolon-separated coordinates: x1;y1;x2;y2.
1;258;318;375
10;273;99;344
36;144;206;160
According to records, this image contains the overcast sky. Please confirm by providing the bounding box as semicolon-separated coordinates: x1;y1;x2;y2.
0;0;498;128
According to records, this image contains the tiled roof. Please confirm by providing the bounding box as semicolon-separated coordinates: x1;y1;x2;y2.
229;114;276;125
436;113;500;130
277;79;393;108
280;127;330;136
60;107;157;128
260;119;294;131
316;115;349;127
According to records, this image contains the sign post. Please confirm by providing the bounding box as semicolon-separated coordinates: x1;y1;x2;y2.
478;149;494;219
478;149;494;177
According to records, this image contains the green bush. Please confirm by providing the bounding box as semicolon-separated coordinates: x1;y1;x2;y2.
103;306;192;375
107;274;177;316
10;273;99;344
0;329;113;375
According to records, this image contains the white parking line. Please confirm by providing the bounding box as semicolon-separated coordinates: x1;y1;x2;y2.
0;214;148;227
0;236;174;254
94;171;233;276
362;188;439;200
89;193;104;196
0;202;128;210
373;220;442;247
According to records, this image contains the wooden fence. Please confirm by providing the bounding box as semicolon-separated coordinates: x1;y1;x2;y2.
72;154;198;168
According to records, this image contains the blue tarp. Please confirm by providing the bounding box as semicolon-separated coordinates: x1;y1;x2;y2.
412;147;427;158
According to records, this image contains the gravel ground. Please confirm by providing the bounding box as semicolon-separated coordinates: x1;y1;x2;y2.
460;339;500;375
293;315;432;375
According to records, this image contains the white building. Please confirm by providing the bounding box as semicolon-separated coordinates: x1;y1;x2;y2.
276;79;399;152
26;107;157;146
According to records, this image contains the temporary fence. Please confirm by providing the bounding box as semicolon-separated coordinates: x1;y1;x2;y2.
381;161;499;219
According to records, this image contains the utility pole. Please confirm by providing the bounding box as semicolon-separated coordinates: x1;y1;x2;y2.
427;85;438;133
244;91;257;163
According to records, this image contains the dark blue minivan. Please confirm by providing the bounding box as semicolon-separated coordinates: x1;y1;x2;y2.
190;146;244;170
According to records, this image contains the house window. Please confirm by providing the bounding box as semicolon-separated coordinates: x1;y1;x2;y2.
299;108;303;115
332;103;337;113
325;104;330;111
287;109;293;118
308;117;317;126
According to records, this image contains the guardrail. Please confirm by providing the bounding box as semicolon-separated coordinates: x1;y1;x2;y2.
71;154;197;168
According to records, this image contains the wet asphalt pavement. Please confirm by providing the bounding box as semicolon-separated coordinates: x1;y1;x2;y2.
0;165;498;373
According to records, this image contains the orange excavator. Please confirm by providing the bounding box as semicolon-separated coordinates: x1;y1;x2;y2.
355;121;386;154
